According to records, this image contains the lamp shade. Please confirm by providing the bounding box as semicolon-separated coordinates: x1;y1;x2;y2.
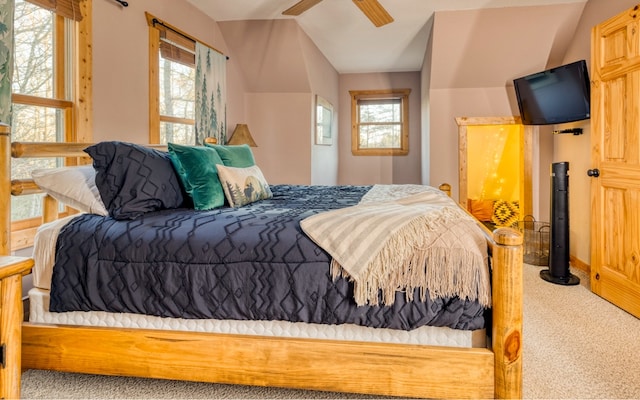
227;124;257;147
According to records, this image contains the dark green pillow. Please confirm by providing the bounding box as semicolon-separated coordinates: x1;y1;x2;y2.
205;143;256;168
167;143;225;210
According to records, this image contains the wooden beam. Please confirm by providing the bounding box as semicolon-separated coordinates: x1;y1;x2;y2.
0;124;11;255
11;142;167;158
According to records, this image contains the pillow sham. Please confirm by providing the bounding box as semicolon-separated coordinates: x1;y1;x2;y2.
84;141;185;220
205;143;256;168
167;143;226;210
216;164;272;207
31;165;108;216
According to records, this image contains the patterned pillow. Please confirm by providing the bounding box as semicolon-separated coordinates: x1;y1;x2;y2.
84;141;185;220
491;200;520;227
205;144;256;168
216;164;272;207
168;143;226;210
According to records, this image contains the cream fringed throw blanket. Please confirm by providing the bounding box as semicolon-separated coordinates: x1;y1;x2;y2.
300;184;491;307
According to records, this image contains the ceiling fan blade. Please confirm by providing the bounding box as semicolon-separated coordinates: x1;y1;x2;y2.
282;0;324;16
352;0;394;27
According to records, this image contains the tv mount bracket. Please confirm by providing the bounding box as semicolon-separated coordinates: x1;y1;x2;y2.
553;128;583;135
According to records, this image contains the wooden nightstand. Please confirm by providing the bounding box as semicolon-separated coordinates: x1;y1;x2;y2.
0;256;33;400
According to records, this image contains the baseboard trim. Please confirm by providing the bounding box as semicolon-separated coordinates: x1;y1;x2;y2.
570;255;590;274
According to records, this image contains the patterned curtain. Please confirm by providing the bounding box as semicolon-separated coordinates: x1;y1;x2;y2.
0;0;15;124
195;42;226;145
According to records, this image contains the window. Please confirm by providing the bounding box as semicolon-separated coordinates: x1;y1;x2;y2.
315;95;333;145
10;0;90;250
147;14;196;145
349;89;410;156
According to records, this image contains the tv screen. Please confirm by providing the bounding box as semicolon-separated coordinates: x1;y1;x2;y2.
513;60;591;126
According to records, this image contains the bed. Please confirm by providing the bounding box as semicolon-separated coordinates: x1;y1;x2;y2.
1;130;523;399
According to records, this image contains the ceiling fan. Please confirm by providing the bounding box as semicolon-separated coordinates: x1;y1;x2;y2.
282;0;394;27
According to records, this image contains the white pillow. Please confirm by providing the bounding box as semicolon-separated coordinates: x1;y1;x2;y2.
31;165;108;216
216;164;272;207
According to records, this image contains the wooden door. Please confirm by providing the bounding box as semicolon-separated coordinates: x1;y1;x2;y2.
590;5;640;318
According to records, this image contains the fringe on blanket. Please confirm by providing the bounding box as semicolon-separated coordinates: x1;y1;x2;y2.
330;216;491;308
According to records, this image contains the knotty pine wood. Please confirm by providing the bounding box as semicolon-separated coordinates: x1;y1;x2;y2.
0;256;34;400
0;125;10;255
22;325;495;399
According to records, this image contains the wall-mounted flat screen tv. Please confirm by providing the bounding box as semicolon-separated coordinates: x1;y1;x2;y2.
513;60;591;126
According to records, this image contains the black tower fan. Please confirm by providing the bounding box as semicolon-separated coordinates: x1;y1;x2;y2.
540;161;580;285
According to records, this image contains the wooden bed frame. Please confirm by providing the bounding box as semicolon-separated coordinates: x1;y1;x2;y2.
1;126;523;399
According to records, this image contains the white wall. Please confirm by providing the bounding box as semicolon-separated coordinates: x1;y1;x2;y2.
420;17;435;186
299;23;340;185
244;92;312;184
337;72;422;185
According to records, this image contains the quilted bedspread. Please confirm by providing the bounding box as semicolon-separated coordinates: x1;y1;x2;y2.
49;185;487;331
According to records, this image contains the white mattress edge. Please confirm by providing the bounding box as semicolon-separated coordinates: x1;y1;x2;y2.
29;287;486;348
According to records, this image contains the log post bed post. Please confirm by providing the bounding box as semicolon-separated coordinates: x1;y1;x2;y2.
491;227;523;398
4;140;523;399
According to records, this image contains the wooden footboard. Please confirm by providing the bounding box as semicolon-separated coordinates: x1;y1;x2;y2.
20;227;521;399
2;134;523;399
22;324;495;398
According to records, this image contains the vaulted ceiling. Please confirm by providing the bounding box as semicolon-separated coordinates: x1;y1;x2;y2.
186;0;588;77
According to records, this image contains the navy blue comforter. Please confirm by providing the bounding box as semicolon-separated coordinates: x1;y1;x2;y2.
50;185;487;331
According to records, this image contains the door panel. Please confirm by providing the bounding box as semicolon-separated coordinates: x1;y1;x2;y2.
591;5;640;318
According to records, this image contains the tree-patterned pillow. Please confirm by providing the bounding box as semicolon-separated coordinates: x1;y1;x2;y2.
216;164;272;207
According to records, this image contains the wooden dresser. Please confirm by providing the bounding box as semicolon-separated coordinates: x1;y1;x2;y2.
0;256;33;399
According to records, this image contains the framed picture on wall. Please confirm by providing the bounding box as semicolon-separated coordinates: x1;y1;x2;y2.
315;95;333;145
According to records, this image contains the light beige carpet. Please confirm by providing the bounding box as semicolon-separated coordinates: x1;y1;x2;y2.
20;264;640;399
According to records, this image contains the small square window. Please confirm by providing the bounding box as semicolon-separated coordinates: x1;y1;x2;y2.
350;89;410;156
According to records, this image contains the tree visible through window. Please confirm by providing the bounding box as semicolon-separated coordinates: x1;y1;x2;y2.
350;89;410;156
147;15;196;145
148;14;227;146
11;0;70;221
159;52;195;144
9;0;90;251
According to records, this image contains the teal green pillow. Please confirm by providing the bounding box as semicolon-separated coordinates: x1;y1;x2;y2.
204;143;256;168
167;143;225;210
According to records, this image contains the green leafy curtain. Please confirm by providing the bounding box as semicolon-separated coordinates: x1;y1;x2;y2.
195;42;226;145
0;0;15;124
